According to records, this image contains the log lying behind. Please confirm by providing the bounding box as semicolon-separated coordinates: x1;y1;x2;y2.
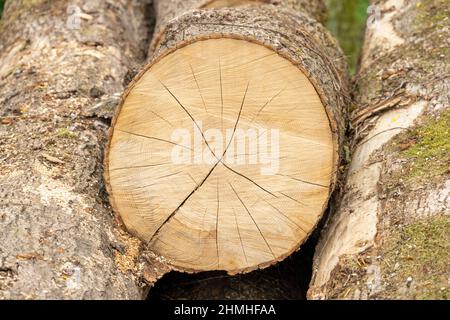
0;0;149;299
150;0;327;53
105;3;349;274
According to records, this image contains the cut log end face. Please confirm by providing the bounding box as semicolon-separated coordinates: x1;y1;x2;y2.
106;38;335;274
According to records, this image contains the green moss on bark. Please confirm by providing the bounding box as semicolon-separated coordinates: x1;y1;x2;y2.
390;110;450;185
380;215;450;300
56;127;77;139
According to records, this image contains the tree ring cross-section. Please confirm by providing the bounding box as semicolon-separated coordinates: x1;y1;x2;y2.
105;6;348;275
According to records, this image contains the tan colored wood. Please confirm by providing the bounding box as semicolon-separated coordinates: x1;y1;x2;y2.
106;38;334;273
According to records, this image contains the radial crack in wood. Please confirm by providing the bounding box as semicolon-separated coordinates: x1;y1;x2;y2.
105;5;348;275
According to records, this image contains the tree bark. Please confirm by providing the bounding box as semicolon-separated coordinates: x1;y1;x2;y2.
150;0;327;54
0;0;151;299
105;1;349;276
308;0;449;300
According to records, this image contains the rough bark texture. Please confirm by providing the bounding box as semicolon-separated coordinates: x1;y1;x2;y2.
309;0;449;300
150;0;327;53
0;0;152;299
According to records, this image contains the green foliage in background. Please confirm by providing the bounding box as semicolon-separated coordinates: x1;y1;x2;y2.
326;0;370;73
0;0;4;18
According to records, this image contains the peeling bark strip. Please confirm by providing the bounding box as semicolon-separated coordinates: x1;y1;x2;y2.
0;0;150;299
309;0;449;299
105;1;349;275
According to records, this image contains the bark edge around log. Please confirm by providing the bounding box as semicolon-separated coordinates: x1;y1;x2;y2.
104;6;349;275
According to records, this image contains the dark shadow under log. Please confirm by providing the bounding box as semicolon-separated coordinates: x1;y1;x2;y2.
148;230;319;300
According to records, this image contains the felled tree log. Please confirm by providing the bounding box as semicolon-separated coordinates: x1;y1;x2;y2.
149;0;327;54
105;0;349;276
0;0;150;299
308;0;449;299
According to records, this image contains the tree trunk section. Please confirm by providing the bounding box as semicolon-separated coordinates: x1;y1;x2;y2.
150;0;327;54
0;0;150;299
105;1;349;276
308;0;449;299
